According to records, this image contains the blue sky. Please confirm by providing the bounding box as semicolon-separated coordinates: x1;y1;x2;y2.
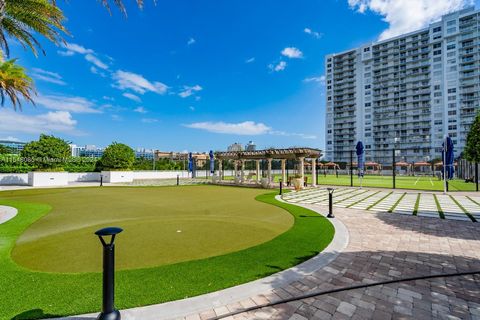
1;0;479;151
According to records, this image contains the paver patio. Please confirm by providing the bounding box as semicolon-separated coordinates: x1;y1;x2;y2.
282;188;480;222
179;200;480;320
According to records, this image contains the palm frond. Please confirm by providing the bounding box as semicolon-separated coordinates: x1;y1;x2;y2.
0;56;36;110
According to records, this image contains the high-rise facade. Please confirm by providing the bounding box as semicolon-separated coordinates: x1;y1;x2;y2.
325;7;480;164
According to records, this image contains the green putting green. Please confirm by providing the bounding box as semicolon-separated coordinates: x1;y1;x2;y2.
0;185;334;319
10;186;293;273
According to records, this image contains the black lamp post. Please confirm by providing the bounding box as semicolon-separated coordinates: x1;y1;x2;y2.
95;227;123;320
279;179;283;195
327;188;335;218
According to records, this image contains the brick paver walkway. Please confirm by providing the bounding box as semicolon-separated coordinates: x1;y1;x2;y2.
283;188;480;222
183;203;480;320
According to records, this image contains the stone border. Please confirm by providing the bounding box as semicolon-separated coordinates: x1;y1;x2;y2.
54;195;349;320
0;205;17;225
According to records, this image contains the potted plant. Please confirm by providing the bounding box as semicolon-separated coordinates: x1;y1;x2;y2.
293;174;303;191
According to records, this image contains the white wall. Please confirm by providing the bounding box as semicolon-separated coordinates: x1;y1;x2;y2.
68;172;101;182
0;170;197;186
0;173;28;185
28;172;69;187
132;171;188;180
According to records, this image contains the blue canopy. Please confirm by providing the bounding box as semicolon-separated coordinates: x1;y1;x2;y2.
209;150;215;174
442;137;455;180
188;152;193;172
356;141;365;177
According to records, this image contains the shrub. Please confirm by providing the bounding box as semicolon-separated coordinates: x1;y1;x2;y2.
99;142;135;170
20;135;70;171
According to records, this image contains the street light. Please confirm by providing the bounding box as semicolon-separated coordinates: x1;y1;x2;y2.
95;227;123;320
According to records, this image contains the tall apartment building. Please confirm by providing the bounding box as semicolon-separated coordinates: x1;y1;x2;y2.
325;7;480;164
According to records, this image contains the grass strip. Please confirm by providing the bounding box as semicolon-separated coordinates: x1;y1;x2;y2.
388;192;406;213
467;196;480;206
366;191;393;210
346;191;381;208
449;195;476;222
0;187;335;320
334;189;369;205
412;193;421;216
433;194;445;219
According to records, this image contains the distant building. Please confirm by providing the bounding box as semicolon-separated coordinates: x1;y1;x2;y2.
135;148;155;160
325;7;480;164
245;141;256;151
227;143;243;152
155;151;208;167
0;140;27;153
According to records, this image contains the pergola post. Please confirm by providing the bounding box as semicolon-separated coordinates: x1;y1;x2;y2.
218;159;223;180
298;156;305;184
234;160;238;179
267;158;272;183
311;158;317;186
256;160;260;182
281;159;286;186
240;159;245;183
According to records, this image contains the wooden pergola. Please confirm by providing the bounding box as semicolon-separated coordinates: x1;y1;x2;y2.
215;148;322;187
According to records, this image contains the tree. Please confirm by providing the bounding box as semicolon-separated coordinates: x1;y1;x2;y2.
1;0;146;109
0;144;12;154
0;52;35;109
20;134;70;170
0;0;66;57
99;142;135;170
464;110;480;163
100;0;147;16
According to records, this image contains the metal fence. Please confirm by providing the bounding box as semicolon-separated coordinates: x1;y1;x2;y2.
312;148;479;192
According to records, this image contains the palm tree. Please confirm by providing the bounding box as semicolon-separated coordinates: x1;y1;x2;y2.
0;0;146;109
0;0;66;57
0;52;35;110
100;0;147;16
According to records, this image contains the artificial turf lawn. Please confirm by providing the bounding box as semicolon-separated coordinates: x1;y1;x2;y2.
0;186;334;320
225;174;477;191
9;186;293;272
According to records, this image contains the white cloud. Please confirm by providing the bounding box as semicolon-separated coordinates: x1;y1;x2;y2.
85;54;108;70
142;118;158;123
270;130;317;140
31;68;66;85
187;37;196;46
184;121;271;135
0;109;77;134
178;85;203;98
111;114;123;121
58;42;94;56
123;92;142;102
304;27;322;39
90;66;107;77
245;57;255;63
184;120;317;139
103;96;114;101
348;0;473;40
35;94;101;114
281;47;303;59
268;61;287;72
113;70;168;95
303;75;326;85
134;106;147;113
189;106;195;111
0;136;20;141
